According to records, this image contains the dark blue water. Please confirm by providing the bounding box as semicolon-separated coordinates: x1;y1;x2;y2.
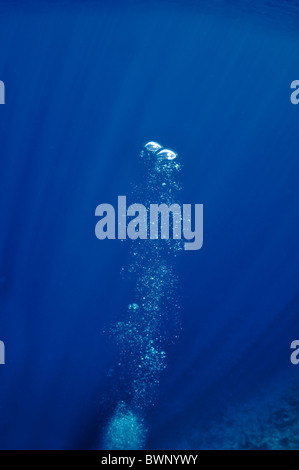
0;0;298;450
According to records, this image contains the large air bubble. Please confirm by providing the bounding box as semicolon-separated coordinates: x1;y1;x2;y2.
143;141;163;154
156;148;178;161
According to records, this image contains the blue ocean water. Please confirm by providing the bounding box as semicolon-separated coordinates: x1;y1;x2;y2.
0;0;298;450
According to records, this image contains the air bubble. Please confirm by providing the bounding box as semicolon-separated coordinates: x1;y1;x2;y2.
128;303;139;313
156;149;178;161
143;141;163;154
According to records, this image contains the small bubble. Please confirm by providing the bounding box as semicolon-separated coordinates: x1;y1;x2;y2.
128;303;139;313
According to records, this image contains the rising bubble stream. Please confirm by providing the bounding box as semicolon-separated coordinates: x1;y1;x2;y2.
102;142;182;450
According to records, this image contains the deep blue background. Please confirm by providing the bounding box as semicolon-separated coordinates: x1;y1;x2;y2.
0;0;298;449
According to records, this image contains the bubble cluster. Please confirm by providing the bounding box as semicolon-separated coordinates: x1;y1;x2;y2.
103;401;146;450
103;141;182;449
128;303;140;313
141;142;182;200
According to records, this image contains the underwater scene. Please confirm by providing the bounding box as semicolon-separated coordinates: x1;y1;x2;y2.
0;0;298;450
